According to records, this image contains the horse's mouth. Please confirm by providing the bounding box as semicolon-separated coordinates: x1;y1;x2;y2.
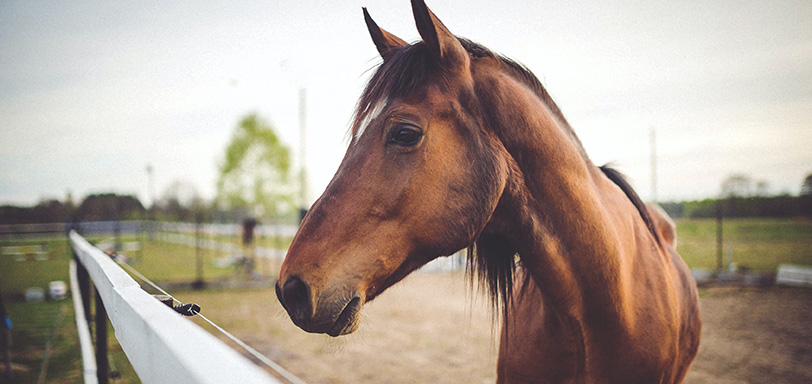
327;297;362;337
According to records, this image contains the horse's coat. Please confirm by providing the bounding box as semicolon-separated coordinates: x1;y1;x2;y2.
276;1;701;382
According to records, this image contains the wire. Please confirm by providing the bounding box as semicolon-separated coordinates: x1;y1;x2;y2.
193;311;307;384
116;260;306;384
118;261;173;298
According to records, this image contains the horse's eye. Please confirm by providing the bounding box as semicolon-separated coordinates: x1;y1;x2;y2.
388;124;423;147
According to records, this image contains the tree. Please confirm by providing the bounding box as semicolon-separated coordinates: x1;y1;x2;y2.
720;174;753;198
802;173;812;197
157;179;205;221
0;201;72;224
75;194;145;221
215;114;295;219
801;173;812;217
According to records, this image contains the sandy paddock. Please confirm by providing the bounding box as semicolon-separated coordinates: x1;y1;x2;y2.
191;273;812;384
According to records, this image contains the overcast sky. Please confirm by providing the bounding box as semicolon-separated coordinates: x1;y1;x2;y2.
1;0;810;208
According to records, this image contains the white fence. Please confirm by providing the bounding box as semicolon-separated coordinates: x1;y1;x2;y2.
156;232;288;260
154;221;466;272
776;264;812;287
69;260;97;384
70;231;281;384
154;221;299;238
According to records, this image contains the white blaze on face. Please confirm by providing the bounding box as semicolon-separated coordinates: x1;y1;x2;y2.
354;98;389;143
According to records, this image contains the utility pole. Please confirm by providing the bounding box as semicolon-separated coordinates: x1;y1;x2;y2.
146;164;155;240
146;164;155;210
650;126;658;203
298;87;308;223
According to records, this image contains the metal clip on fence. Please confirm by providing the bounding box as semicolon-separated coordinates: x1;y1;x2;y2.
153;295;201;317
174;303;201;317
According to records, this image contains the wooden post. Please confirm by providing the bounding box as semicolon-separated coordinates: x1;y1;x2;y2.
193;215;205;290
715;199;724;271
137;220;144;262
94;287;109;384
74;251;93;326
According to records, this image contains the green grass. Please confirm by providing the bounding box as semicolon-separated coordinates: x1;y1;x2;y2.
676;218;812;271
3;300;81;383
0;237;72;294
0;232;286;293
131;233;289;284
0;232;284;383
0;234;148;383
136;240;233;283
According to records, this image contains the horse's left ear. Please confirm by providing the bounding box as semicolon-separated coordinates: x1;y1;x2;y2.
411;0;469;69
364;7;408;61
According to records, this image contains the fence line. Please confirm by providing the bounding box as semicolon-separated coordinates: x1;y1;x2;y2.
0;220;299;238
155;221;299;238
156;231;289;259
69;230;281;384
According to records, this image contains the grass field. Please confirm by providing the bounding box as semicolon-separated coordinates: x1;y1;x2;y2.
675;218;812;271
0;230;290;382
1;218;810;382
1;297;137;383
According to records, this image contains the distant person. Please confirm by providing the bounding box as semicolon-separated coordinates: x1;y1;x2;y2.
242;218;257;246
241;218;259;279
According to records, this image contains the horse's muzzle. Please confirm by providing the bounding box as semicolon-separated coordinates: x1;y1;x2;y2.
276;277;363;337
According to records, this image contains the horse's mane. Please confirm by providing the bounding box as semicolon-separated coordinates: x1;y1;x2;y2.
352;38;661;314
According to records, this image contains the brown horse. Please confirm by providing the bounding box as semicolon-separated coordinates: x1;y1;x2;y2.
276;1;701;382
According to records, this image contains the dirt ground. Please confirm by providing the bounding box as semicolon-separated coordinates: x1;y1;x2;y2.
191;273;812;384
686;286;812;384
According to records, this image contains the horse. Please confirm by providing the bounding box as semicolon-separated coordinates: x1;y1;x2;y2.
276;1;701;382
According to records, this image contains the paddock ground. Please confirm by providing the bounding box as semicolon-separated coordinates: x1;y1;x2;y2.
189;272;812;384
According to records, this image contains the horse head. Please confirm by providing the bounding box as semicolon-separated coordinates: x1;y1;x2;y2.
276;0;512;336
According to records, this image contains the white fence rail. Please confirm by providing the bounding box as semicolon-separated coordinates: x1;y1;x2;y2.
69;260;97;384
154;221;466;271
70;231;281;384
155;222;299;238
156;231;289;260
776;264;812;287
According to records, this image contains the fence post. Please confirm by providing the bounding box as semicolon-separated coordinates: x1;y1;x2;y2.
137;220;144;263
74;250;93;327
95;289;110;384
193;215;205;290
715;199;724;271
114;221;121;254
94;287;109;384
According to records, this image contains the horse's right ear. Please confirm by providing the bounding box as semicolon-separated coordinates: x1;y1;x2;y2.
363;8;408;61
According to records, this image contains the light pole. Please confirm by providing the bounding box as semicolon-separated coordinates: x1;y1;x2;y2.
298;87;308;223
650;126;658;203
146;164;155;239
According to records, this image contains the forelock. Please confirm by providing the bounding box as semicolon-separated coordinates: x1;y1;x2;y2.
351;43;435;139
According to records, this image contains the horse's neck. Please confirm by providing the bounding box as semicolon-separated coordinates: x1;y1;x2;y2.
486;74;638;323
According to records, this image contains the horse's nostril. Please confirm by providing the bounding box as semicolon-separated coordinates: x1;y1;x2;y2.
281;276;312;321
275;282;285;308
283;277;308;305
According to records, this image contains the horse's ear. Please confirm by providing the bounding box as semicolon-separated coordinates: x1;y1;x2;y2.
363;7;408;61
411;0;468;68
